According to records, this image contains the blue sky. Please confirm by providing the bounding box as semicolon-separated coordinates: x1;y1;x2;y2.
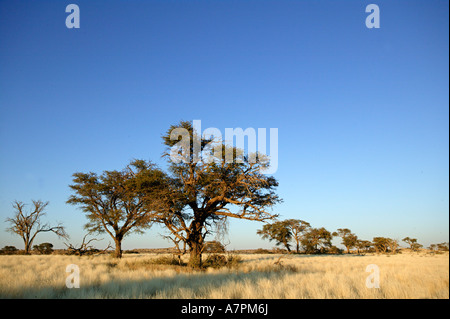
0;0;448;250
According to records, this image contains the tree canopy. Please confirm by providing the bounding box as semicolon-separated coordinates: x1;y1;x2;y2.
67;159;166;258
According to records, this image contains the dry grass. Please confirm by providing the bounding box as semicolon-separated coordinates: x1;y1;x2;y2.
0;252;448;299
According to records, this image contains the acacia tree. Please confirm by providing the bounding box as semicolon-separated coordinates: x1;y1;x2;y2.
402;237;422;251
386;238;399;254
67;159;166;258
257;220;293;252
301;227;333;254
372;237;390;253
5;200;67;254
355;239;372;254
157;121;281;268
286;219;311;253
257;219;311;253
332;228;358;254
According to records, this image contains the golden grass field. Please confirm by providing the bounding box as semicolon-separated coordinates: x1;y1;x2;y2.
0;252;448;299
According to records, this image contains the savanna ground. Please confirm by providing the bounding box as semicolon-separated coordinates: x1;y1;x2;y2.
0;251;448;299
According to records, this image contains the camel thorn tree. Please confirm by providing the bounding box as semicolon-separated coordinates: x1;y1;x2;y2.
157;121;282;268
67;159;166;258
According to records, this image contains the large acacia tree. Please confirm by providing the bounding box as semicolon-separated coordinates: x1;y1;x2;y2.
157;121;282;268
67;159;166;258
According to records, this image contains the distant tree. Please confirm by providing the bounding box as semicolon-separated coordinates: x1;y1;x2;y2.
372;237;390;254
428;244;437;251
301;227;333;254
285;219;311;253
0;246;18;255
257;220;293;252
332;228;358;254
402;237;422;251
67;159;166;258
33;242;54;255
386;238;399;254
437;242;449;251
355;239;372;254
5;200;67;254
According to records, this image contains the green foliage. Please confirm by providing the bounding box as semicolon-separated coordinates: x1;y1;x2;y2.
67;159;167;258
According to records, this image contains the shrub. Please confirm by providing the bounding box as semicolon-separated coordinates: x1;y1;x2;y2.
152;255;186;266
253;248;272;254
124;250;140;254
204;241;226;253
203;253;242;269
0;246;18;255
33;243;54;255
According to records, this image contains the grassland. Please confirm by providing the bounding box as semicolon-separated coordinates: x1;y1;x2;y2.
0;252;448;299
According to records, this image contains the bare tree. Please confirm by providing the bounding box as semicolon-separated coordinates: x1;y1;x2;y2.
64;234;112;256
5;200;67;254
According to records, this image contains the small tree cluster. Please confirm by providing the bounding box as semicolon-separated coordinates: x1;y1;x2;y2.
257;220;339;254
257;219;426;255
428;242;449;252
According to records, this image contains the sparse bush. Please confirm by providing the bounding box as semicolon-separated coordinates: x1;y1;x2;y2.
204;241;226;253
124;250;140;254
328;245;343;255
204;254;227;268
254;248;272;254
0;246;18;255
152;255;186;266
203;253;242;269
33;243;54;255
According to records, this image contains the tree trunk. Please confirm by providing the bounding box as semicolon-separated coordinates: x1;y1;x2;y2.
114;236;122;258
24;241;31;255
187;220;204;268
285;243;291;253
188;241;202;268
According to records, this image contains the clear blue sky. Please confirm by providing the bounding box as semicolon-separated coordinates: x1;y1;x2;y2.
0;0;448;250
